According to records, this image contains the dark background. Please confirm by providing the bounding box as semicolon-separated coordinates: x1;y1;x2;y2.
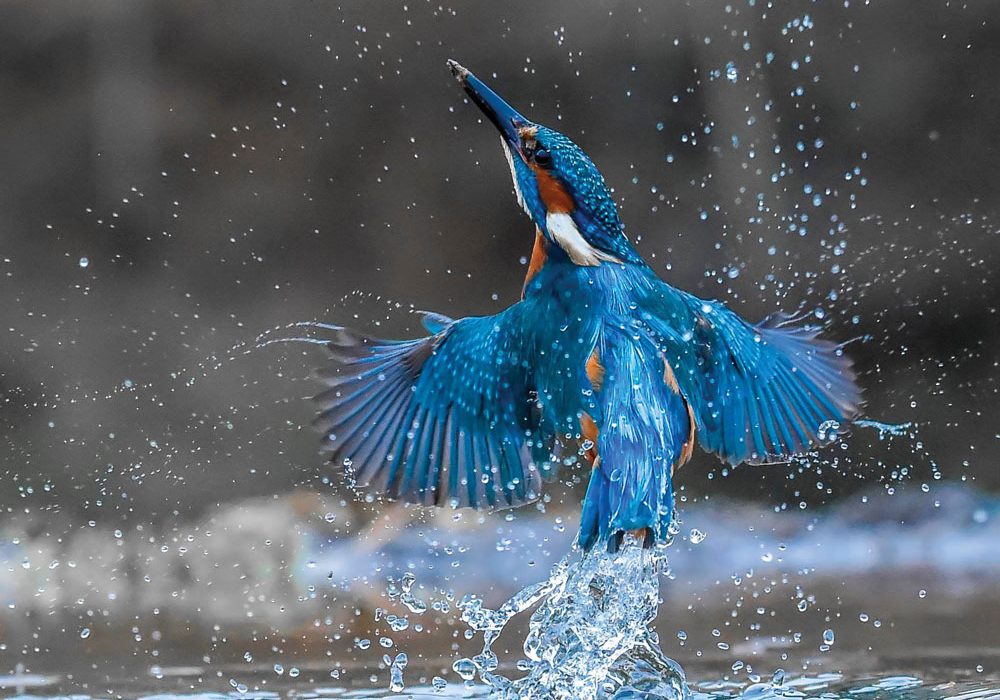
2;0;999;524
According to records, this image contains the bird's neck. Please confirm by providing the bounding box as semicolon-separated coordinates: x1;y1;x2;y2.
544;212;624;267
522;233;648;304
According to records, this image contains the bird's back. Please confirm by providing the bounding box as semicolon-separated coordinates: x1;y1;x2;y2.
524;261;693;550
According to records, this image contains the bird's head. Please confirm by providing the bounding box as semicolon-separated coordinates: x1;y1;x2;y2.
448;60;639;266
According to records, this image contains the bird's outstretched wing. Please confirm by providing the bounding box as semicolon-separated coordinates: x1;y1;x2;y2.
640;280;862;465
313;307;548;509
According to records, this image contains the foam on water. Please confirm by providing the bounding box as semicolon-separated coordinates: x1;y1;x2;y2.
454;534;687;700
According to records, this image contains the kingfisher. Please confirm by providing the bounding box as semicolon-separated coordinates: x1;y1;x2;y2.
314;61;862;552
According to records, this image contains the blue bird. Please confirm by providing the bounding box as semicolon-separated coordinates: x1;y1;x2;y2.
314;61;862;552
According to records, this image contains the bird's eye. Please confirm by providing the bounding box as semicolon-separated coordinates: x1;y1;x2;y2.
534;148;552;167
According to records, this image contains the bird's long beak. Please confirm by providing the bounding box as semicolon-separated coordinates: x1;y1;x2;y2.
448;60;528;149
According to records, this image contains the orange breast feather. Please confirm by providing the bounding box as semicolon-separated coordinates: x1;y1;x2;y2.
522;229;548;298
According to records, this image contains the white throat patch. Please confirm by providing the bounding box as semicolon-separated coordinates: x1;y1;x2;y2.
500;138;530;217
500;137;620;268
546;212;620;267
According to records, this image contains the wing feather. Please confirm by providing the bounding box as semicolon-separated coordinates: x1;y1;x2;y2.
641;280;862;464
314;308;548;508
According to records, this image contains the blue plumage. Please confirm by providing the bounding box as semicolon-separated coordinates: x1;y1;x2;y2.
637;281;859;464
316;310;543;509
577;317;691;551
313;62;862;552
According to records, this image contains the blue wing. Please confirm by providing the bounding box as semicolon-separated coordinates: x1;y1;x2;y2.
640;279;862;465
313;307;548;509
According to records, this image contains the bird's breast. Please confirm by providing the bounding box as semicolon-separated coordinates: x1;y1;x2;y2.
521;229;548;298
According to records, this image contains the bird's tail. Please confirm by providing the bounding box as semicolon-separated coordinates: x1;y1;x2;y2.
578;461;671;553
576;328;691;553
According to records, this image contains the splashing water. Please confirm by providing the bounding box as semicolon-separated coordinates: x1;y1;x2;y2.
455;534;687;700
854;418;915;440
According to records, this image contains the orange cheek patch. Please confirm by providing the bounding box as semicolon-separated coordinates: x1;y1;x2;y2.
531;165;574;214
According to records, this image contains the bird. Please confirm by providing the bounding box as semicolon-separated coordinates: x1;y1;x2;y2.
313;60;862;553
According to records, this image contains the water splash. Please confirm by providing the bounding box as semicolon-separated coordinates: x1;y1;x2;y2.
854;418;915;440
456;534;687;700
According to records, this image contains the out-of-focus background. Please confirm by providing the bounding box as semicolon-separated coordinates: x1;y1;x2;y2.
1;0;999;693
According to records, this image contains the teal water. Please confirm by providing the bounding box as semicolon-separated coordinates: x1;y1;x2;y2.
3;670;998;700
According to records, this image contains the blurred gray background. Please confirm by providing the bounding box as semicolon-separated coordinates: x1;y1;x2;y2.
2;0;999;524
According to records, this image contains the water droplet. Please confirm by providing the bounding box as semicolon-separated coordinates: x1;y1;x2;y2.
817;419;840;442
452;658;477;681
78;257;89;268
